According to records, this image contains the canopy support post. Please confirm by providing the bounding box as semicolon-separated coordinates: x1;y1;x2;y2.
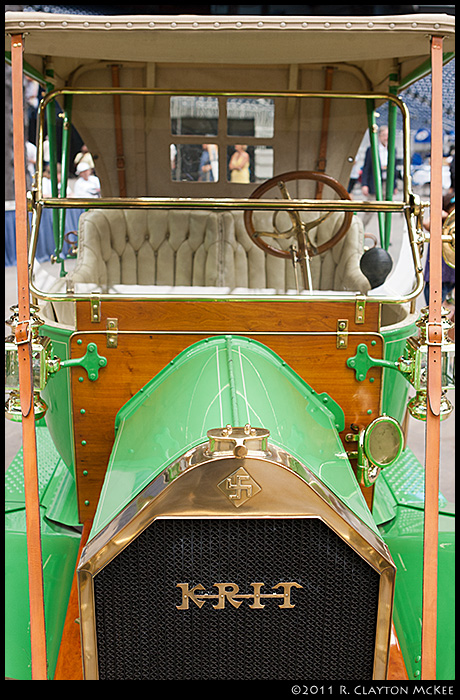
421;34;444;682
11;32;48;681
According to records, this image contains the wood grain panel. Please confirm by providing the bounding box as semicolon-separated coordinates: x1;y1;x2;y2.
54;520;92;681
70;318;383;522
76;299;380;333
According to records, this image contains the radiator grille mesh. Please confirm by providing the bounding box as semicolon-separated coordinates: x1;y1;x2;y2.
94;518;380;680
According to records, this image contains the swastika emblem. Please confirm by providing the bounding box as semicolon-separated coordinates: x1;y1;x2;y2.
218;466;261;507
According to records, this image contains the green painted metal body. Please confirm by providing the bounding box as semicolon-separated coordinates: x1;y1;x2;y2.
39;323;75;473
381;319;417;424
91;335;376;538
5;426;81;680
374;450;455;681
59;341;107;380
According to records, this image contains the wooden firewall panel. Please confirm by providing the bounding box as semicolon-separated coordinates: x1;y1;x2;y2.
72;299;382;522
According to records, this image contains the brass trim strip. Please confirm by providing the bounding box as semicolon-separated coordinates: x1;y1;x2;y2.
69;330;384;338
30;279;424;305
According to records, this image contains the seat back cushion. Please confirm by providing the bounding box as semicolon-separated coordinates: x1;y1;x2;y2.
69;207;370;294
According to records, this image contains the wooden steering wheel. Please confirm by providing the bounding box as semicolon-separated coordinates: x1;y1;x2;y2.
243;170;353;259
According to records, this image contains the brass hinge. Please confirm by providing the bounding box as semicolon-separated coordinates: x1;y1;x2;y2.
355;298;365;324
337;319;348;349
106;318;118;348
90;293;101;323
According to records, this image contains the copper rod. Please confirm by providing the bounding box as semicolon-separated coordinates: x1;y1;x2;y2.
11;33;48;680
421;34;444;681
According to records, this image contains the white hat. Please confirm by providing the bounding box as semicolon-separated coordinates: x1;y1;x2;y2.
76;161;91;174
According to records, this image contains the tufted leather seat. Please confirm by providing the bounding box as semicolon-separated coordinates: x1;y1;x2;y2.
66;207;371;294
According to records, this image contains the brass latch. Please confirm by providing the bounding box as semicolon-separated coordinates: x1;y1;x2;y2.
90;293;101;323
337;319;348;349
106;318;118;348
355;298;365;324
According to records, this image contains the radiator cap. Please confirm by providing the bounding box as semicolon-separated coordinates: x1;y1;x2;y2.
206;424;270;458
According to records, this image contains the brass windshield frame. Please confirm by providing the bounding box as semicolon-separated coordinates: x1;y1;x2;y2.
30;87;424;304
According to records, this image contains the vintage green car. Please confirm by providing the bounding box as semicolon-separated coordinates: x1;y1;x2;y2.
5;9;455;682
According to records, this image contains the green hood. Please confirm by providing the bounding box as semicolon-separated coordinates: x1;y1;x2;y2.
90;335;378;537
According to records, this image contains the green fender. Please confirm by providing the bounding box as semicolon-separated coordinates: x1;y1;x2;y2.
374;448;455;681
5;426;82;680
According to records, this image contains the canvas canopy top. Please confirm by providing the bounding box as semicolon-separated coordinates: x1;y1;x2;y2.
5;11;455;93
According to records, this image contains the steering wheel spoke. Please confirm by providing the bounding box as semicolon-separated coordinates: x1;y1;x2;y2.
243;170;352;260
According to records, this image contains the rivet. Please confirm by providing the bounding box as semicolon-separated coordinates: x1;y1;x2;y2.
371;340;376;346
369;377;375;383
77;339;83;345
84;500;90;506
81;440;87;445
83;470;88;476
346;23;352;29
80;408;86;414
367;409;372;415
79;376;84;382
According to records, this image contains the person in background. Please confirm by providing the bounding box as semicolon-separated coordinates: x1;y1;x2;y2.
423;189;455;318
72;161;101;198
25;141;37;189
42;162;71;197
347;157;361;194
198;144;218;182
229;144;250;183
74;144;95;175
